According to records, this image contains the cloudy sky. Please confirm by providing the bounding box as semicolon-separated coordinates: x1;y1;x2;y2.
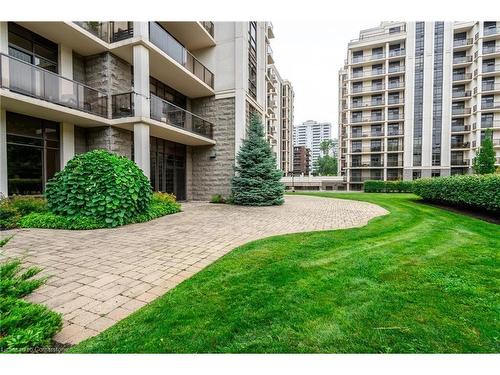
271;20;377;137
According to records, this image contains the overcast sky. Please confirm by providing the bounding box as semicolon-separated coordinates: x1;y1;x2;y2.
271;20;377;137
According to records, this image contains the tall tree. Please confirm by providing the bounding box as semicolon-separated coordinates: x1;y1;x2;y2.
473;129;496;174
231;114;284;206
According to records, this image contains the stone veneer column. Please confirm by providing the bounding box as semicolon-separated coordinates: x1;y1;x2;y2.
134;123;150;179
0;109;7;197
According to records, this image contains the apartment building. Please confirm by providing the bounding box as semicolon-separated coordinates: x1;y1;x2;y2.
339;21;500;190
266;63;281;164
281;80;295;174
293;120;332;172
293;145;310;175
0;21;286;200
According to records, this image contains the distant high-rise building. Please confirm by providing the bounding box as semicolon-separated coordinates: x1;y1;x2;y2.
293;120;333;172
293;145;310;175
339;21;500;191
281;80;295;174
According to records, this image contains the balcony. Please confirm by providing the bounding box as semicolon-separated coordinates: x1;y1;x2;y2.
111;92;134;119
267;22;275;39
451;159;470;166
352;53;385;64
350;176;383;183
387;160;403;167
388;49;405;58
453;38;473;47
452;107;472;116
388;113;404;121
351;100;385;109
388;97;404;105
387;144;403;152
150;94;213;139
74;22;134;43
350;146;384;153
350;161;384;168
267;44;275;64
350;131;384;139
484;27;500;36
481;120;500;128
351;70;385;79
451;125;471;132
452;90;471;98
483;46;500;55
482;82;500;92
387;129;404;136
351;85;385;94
149;22;214;91
453;56;472;64
388;65;405;74
482;64;500;74
0;53;107;118
452;73;472;81
388;81;404;90
350;115;384;124
451;142;471;149
157;22;216;50
481;101;500;110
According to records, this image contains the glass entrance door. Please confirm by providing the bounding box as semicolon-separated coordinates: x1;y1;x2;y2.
150;137;186;200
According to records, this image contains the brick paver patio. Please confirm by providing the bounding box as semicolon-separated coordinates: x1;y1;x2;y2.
0;195;387;345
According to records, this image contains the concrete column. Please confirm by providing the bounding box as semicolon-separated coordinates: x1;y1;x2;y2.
60;122;75;167
134;123;150;178
0;22;9;88
0;109;7;197
133;45;150;117
133;22;149;39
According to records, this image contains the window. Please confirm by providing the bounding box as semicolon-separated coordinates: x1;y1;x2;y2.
6;112;60;195
150;77;187;109
389;26;401;34
248;22;257;100
431;170;441;178
413;22;425;166
412;170;421;180
432;22;444;167
8;22;58;73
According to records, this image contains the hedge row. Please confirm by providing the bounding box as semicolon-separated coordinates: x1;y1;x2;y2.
411;174;500;213
364;180;413;193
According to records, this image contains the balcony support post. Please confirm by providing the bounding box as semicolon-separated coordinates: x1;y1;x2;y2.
133;45;150;117
0;22;9;88
0;109;7;196
60;122;75;168
133;123;150;179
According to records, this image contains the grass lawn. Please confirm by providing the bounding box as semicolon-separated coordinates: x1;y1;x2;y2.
69;193;499;353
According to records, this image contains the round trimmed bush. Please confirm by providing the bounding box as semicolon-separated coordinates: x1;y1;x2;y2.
45;150;152;227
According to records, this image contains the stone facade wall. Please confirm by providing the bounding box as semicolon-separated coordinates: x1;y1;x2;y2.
76;126;133;159
190;97;236;200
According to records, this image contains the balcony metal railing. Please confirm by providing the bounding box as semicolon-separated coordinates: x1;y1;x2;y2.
388;97;404;105
482;82;500;92
112;92;134;118
200;21;215;38
74;22;134;43
452;90;471;98
451;142;471;149
0;53;108;117
484;27;500;36
388;49;405;58
483;46;500;55
481;101;500;110
149;22;214;88
453;56;473;64
351;115;385;123
350;131;384;138
482;64;500;73
150;94;213;139
387;129;404;136
351;100;385;108
453;38;473;47
453;73;472;81
451;159;470;166
452;107;472;115
481;120;500;128
388;65;405;73
388;81;405;89
351;85;385;93
451;125;471;132
387;160;403;167
350;146;384;153
388;113;404;121
350;162;384;168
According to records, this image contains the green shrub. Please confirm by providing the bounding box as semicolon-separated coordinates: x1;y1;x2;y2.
45;150;152;228
412;174;500;212
9;196;48;216
130;192;181;224
364;180;413;193
0;201;21;230
0;297;62;353
210;194;226;204
19;212;105;230
0;259;45;299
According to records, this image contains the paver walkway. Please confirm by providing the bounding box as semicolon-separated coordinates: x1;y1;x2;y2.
0;195;387;345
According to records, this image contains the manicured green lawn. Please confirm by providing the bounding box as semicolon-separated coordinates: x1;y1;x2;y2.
70;193;500;353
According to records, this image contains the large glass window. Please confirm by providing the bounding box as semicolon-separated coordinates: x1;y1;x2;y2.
6;112;60;195
248;22;257;100
413;22;425;166
150;137;186;200
150;77;187;109
432;22;444;167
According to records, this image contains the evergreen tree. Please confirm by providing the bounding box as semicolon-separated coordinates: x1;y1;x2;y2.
231;114;284;206
473;129;496;174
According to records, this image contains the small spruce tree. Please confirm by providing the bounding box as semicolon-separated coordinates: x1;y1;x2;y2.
231;114;284;206
473;129;496;174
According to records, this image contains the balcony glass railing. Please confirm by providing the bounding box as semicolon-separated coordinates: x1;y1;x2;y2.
483;46;500;54
388;81;404;89
452;90;471;98
149;22;214;88
453;56;472;64
481;120;500;128
200;21;215;38
388;113;404;120
453;38;473;47
387;129;404;136
350;131;384;138
112;92;134;118
484;27;500;36
150;94;213;139
451;142;470;149
389;49;405;57
387;160;403;167
482;82;500;91
351;115;384;123
350;146;384;153
0;53;108;117
74;22;134;43
351;100;385;108
482;64;500;73
451;125;471;132
452;107;471;115
451;159;469;166
388;97;404;105
388;65;405;73
452;73;472;81
387;144;403;152
351;85;385;93
481;101;500;110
